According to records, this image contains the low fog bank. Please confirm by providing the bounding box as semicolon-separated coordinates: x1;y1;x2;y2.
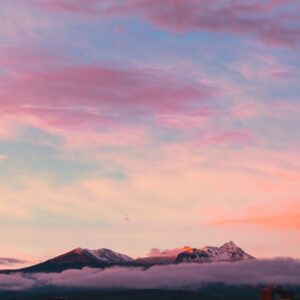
1;258;300;291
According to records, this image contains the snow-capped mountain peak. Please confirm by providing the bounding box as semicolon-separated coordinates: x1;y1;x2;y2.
71;247;85;255
14;247;134;273
84;248;133;263
176;241;254;263
220;241;238;251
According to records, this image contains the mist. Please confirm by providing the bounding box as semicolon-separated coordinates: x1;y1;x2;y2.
1;258;300;291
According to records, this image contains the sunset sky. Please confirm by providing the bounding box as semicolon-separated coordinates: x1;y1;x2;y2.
1;0;300;266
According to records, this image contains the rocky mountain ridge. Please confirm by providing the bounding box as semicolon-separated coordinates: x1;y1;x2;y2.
1;241;254;274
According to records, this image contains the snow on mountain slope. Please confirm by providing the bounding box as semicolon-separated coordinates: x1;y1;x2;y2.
85;248;133;263
13;248;134;273
176;248;210;263
200;246;231;261
3;242;254;274
176;241;254;263
220;241;254;261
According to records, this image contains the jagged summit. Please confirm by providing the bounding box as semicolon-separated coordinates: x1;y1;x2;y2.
176;241;254;263
71;247;85;254
221;241;238;250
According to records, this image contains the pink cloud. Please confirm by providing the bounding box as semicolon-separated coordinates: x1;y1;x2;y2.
215;213;300;230
38;0;100;16
231;104;259;119
0;155;7;161
270;70;297;79
0;48;219;148
61;127;148;150
196;130;253;146
0;50;214;133
0;117;23;141
35;0;300;48
156;108;214;129
4;107;117;132
0;47;66;71
0;48;261;152
233;51;298;81
212;201;300;231
7;66;210;112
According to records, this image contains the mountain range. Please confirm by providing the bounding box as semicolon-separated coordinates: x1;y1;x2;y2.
2;241;254;274
176;241;254;263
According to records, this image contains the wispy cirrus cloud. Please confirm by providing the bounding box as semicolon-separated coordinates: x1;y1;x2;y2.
212;200;300;231
0;47;235;152
195;130;253;146
0;258;27;266
215;213;300;230
35;0;300;48
0;48;215;135
2;65;212;114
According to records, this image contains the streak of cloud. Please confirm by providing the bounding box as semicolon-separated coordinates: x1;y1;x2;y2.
0;258;27;266
36;0;300;48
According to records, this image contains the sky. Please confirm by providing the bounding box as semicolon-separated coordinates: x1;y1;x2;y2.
0;0;300;267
